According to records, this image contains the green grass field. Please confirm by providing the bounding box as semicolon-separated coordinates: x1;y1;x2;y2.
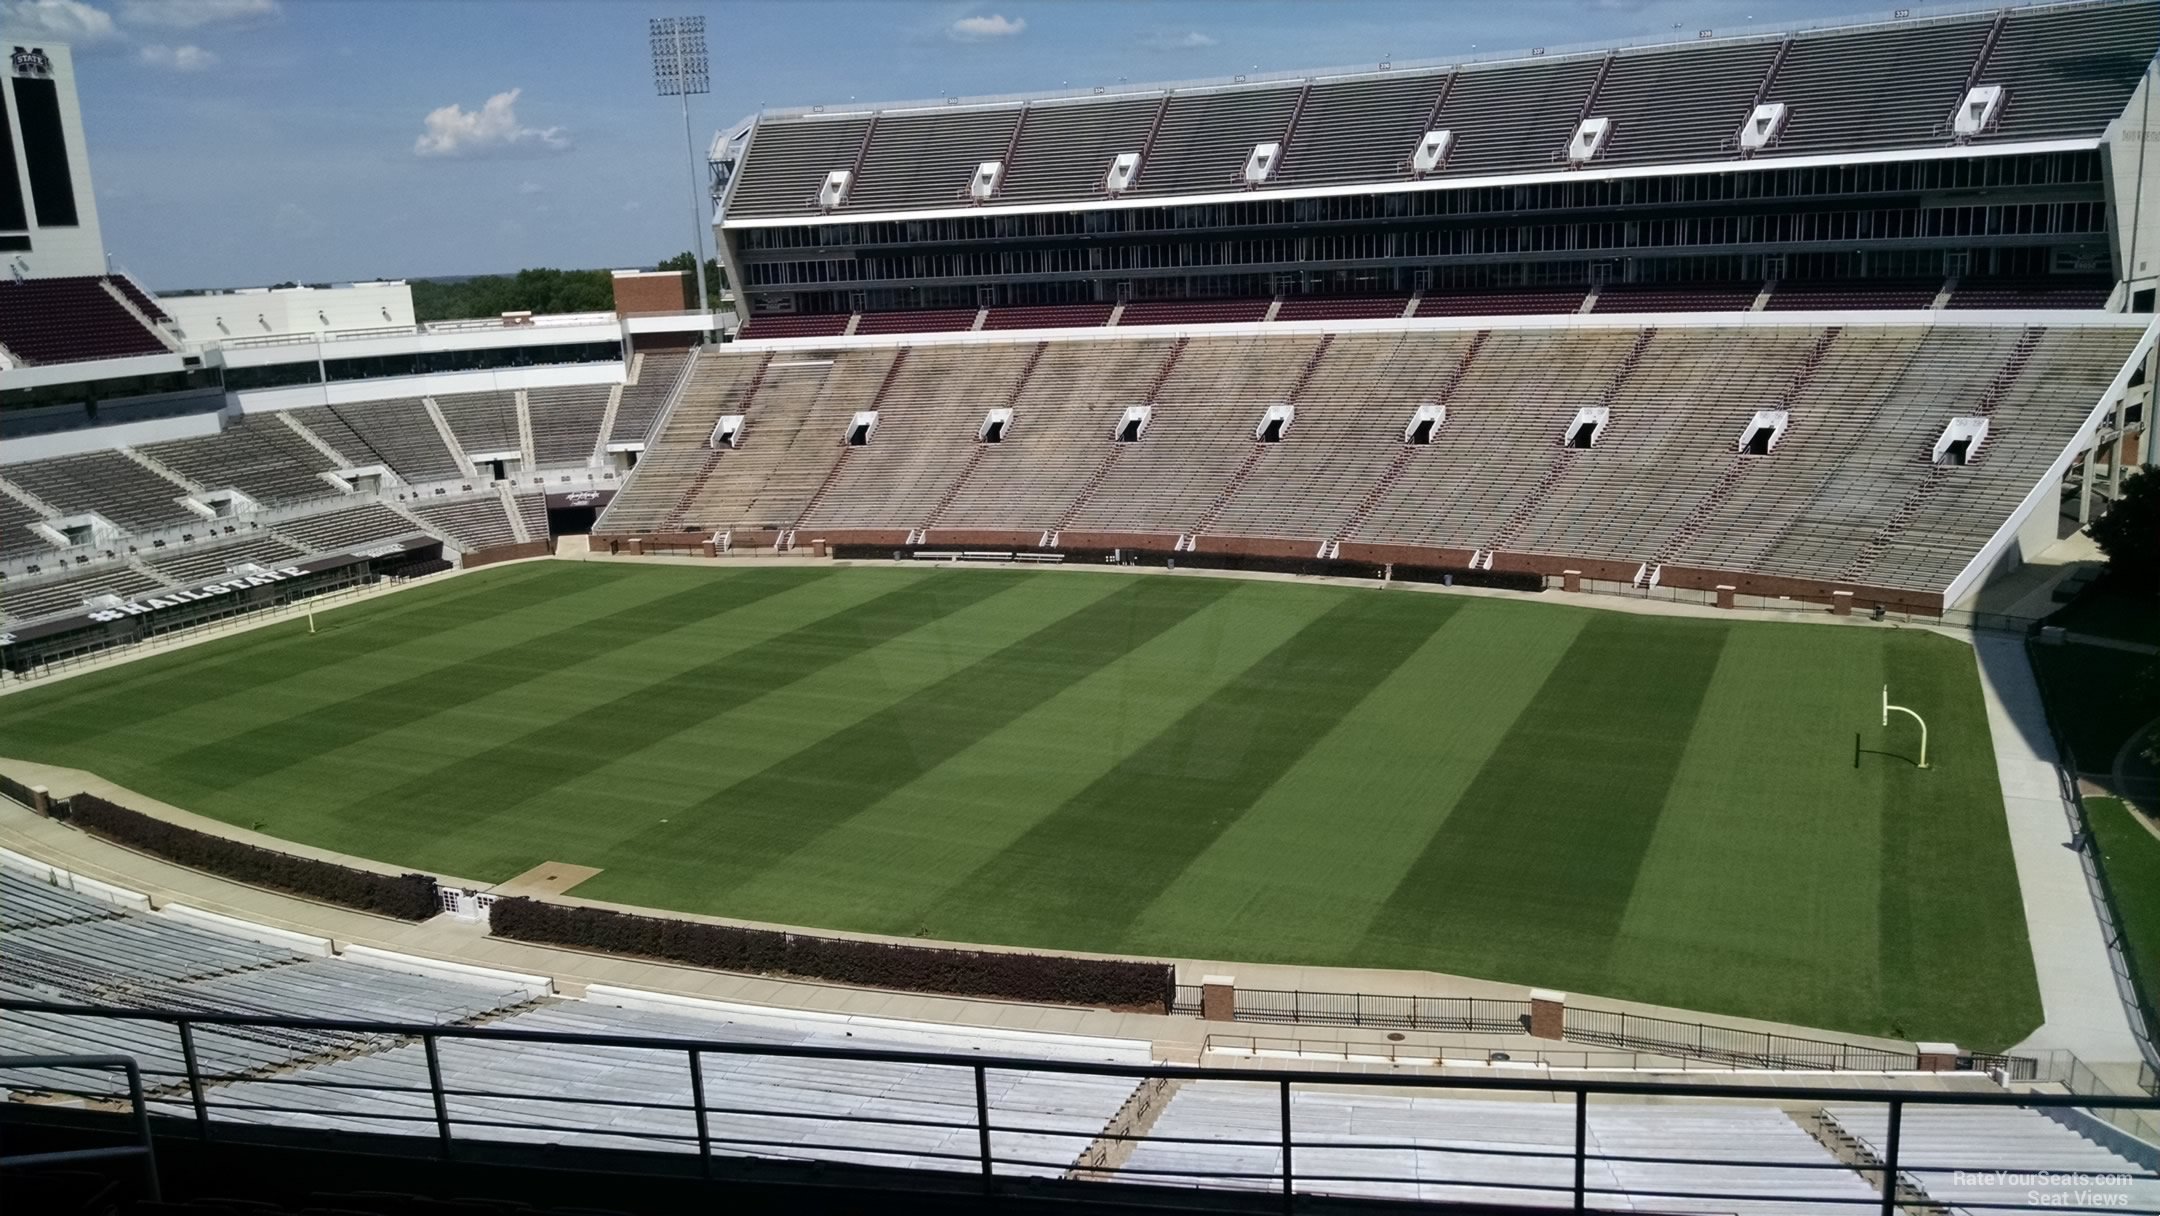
2087;797;2160;1029
0;562;2039;1047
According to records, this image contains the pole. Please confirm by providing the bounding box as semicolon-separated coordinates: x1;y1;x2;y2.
681;89;712;324
1882;685;1930;769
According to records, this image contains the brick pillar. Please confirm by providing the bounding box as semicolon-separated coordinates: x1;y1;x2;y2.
1529;989;1566;1040
29;785;50;817
1915;1042;1962;1072
1561;569;1582;593
1715;584;1736;610
700;542;717;558
626;538;645;556
1200;974;1236;1022
811;539;829;558
1832;590;1854;617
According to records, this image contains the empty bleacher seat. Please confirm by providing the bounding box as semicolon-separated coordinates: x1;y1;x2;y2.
1415;289;1586;317
526;385;610;466
0;276;169;363
1273;296;1410;322
738;314;851;340
1118;299;1272;327
853;309;977;335
0;451;195;532
981;303;1113;331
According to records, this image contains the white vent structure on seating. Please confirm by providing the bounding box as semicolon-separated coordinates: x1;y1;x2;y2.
1933;416;1988;465
1115;405;1151;442
817;169;851;209
1412;130;1454;174
1564;406;1609;449
969;160;1004;201
845;410;878;446
1105;152;1141;195
1952;85;2004;136
1566;117;1611;163
1243;141;1282;185
710;414;745;448
1738;102;1787;151
1404;403;1446;444
979;407;1012;443
1738;409;1788;455
1254;404;1294;442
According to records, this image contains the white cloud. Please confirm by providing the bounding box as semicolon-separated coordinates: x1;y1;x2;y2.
622;200;642;212
947;13;1023;40
137;41;214;70
412;89;571;159
516;180;544;196
119;0;275;28
1;0;118;42
1143;30;1217;50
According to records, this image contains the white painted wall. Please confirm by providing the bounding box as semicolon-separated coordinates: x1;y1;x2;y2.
2105;65;2160;308
232;361;623;414
0;409;223;464
163;282;417;346
2;42;106;279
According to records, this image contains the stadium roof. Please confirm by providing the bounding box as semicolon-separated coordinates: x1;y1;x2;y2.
718;0;2157;225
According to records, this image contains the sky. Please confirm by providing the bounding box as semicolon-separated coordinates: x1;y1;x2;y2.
2;0;1918;291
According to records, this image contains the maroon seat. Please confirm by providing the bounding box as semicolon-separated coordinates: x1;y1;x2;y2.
0;276;169;364
981;303;1113;331
1946;277;2113;311
853;309;977;335
1415;290;1587;317
1117;298;1271;326
110;273;172;322
737;314;851;339
1273;296;1410;321
1591;283;1763;313
1764;280;1942;311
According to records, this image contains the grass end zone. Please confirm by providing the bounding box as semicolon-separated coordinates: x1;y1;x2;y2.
0;562;2043;1049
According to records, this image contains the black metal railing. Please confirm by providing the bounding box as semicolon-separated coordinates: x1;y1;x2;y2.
4;1001;2155;1216
1171;986;1530;1034
0;1053;161;1202
1167;984;2017;1076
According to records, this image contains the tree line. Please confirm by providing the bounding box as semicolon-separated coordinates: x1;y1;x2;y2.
409;254;724;323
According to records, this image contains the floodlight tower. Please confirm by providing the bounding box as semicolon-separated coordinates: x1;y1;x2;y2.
651;15;713;323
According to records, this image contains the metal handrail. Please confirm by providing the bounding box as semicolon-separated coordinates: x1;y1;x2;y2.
6;1001;2160;1216
0;1053;161;1201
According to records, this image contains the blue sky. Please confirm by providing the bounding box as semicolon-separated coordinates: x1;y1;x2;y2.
4;0;1898;290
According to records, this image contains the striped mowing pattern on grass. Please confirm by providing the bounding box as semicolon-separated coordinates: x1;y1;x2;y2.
0;563;2036;1049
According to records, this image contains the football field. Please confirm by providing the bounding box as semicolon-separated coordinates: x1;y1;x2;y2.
0;561;2039;1048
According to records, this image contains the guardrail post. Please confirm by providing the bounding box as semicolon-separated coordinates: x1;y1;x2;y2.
975;1064;993;1186
1879;1099;1902;1216
1572;1089;1587;1213
1280;1078;1293;1212
121;1057;162;1202
177;1020;209;1140
688;1048;711;1178
423;1032;452;1160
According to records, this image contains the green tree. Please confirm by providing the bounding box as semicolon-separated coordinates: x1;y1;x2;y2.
656;251;727;304
409;267;614;323
2091;468;2159;595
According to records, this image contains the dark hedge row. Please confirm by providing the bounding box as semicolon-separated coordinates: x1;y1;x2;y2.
490;897;1174;1012
63;793;441;920
0;772;39;811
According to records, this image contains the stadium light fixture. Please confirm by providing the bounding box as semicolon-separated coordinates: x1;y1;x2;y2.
650;15;713;323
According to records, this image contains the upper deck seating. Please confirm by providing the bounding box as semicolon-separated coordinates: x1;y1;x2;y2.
0;277;168;363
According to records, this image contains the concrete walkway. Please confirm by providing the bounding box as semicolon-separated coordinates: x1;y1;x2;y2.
0;763;1919;1063
1976;634;2147;1063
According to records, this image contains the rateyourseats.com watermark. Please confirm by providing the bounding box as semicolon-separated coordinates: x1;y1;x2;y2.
1952;1171;2138;1208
